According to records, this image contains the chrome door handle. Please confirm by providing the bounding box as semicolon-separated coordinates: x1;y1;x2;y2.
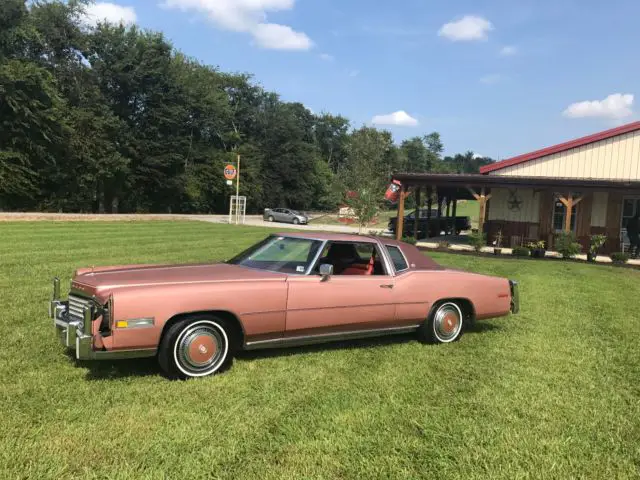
380;284;394;289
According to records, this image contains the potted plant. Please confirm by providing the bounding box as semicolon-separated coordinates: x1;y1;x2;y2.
493;230;504;255
587;234;607;262
527;240;546;259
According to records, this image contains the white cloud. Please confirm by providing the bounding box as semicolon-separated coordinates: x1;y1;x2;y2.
252;23;312;50
82;2;137;26
371;111;419;127
480;73;502;85
563;93;634;119
161;0;313;51
319;53;334;61
438;15;493;41
472;153;484;159
500;45;517;56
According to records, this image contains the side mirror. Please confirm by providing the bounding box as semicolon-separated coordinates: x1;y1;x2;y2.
319;263;333;280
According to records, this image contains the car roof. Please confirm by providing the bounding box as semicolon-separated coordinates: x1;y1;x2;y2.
276;232;379;243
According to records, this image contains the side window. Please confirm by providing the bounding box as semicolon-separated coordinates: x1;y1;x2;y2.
386;246;409;272
315;242;387;276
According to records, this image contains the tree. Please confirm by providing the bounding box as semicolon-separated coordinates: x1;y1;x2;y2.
341;127;393;233
400;137;429;173
313;113;350;172
442;151;494;174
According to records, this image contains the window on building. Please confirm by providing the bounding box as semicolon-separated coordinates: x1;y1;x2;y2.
622;198;640;230
552;194;578;232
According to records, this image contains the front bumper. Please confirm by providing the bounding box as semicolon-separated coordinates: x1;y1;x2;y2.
509;280;520;314
49;278;156;360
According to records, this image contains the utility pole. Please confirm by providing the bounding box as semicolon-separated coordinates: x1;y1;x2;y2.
235;153;241;225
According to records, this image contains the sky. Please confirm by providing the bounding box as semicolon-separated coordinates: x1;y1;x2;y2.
82;0;640;159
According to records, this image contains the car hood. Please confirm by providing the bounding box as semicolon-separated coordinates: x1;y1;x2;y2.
71;262;286;296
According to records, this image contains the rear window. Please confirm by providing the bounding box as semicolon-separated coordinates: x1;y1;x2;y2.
386;246;409;272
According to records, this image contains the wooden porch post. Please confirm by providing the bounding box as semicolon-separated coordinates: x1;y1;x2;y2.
558;193;583;233
467;187;492;233
413;187;421;239
426;187;433;239
396;184;407;240
451;194;458;235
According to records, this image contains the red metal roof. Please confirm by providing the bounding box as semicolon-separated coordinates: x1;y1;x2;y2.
480;121;640;174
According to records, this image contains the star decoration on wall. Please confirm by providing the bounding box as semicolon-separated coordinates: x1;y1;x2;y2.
507;189;523;211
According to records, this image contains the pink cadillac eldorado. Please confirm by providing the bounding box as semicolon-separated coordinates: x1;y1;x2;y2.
50;232;519;379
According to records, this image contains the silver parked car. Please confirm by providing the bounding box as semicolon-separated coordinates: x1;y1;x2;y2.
263;208;309;225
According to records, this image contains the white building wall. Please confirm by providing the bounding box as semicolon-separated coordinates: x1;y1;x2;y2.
488;188;539;222
491;130;640;180
591;192;609;227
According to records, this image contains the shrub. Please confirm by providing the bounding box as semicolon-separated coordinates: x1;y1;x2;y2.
555;232;582;259
512;246;531;257
589;234;607;257
468;231;486;252
402;236;417;245
610;252;630;264
526;240;546;250
437;240;450;249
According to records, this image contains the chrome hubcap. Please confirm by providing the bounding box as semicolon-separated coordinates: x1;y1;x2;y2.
434;304;462;342
176;324;225;374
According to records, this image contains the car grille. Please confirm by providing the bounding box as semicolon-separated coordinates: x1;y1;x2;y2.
68;295;94;322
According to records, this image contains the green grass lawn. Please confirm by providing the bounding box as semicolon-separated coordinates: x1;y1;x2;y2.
1;221;639;479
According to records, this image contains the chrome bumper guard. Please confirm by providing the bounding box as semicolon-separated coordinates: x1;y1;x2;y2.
509;280;520;314
49;277;155;360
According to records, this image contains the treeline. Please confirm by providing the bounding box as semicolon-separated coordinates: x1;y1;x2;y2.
0;0;493;214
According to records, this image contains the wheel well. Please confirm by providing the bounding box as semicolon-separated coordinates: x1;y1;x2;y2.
431;298;476;325
160;310;245;349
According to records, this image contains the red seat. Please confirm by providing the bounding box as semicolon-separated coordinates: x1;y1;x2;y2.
341;264;369;275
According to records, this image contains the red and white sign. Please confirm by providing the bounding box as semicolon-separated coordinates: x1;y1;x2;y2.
224;164;237;180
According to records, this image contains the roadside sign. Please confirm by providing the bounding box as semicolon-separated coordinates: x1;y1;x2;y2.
224;164;237;180
226;180;233;186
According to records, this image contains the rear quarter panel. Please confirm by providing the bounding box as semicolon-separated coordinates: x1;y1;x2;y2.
394;270;512;322
110;280;287;350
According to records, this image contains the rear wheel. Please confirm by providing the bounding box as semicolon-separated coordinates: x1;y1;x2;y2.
158;315;233;379
268;215;274;222
419;301;464;344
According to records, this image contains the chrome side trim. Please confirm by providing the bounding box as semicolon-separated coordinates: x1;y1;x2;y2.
375;242;394;276
243;324;421;350
509;280;520;314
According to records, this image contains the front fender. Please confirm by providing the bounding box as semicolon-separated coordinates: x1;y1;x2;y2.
109;280;287;350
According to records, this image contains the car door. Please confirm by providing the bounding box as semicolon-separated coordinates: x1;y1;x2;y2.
284;241;398;337
281;209;294;223
273;209;286;222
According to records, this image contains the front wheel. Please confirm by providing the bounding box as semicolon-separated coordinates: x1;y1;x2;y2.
292;218;300;225
419;301;464;344
158;315;233;379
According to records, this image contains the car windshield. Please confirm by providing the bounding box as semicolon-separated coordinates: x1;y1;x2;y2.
227;236;323;274
290;210;301;215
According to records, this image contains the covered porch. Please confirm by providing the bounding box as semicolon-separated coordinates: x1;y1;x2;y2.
391;173;640;255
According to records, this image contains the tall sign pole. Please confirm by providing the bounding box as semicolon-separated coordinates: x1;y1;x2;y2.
235;154;241;224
